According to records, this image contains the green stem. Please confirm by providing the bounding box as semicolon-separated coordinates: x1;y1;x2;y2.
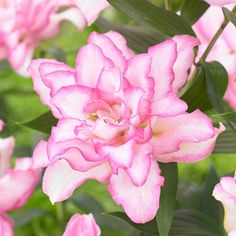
56;202;66;234
164;0;171;10
198;5;236;65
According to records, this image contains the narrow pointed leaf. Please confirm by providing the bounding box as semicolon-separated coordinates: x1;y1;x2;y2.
157;162;178;236
18;110;58;134
107;0;195;37
181;0;209;25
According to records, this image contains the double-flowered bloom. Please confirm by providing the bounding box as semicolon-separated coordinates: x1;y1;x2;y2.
194;4;236;109
0;0;109;76
213;172;236;236
29;31;224;223
0;120;41;236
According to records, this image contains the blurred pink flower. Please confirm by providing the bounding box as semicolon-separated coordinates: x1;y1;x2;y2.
0;214;13;236
63;213;101;236
194;6;236;109
0;0;109;76
213;172;236;236
204;0;236;5
29;31;224;223
0;120;41;235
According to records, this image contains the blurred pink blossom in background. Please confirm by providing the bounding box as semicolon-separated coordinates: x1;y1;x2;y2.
0;120;41;235
213;172;236;236
204;0;236;6
0;0;109;76
194;5;236;109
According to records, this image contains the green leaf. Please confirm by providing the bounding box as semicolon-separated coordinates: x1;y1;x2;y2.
181;61;228;112
70;193;105;214
181;0;209;25
214;126;236;153
105;211;157;235
46;46;67;63
18;110;58;134
202;61;228;113
96;17;165;53
199;166;224;233
11;208;48;228
157;163;178;236
170;209;222;236
107;0;195;37
223;7;236;28
211;111;236;123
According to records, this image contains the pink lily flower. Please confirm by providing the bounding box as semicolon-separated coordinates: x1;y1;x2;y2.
29;31;224;223
194;5;236;109
63;213;101;236
0;120;41;235
213;172;236;236
0;0;109;76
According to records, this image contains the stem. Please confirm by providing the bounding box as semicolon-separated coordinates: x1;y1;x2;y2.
164;0;171;10
56;202;66;234
198;5;236;65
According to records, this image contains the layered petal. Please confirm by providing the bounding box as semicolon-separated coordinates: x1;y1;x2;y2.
43;159;111;203
63;213;101;236
151;110;216;156
108;161;164;223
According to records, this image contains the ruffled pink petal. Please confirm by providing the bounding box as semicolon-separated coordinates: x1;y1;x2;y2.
63;213;101;236
51;85;94;120
108;160;164;223
88;32;126;72
148;39;177;99
74;0;109;26
96;139;134;169
75;43;113;87
125;53;153;95
172;35;200;92
126;143;152;186
32;140;50;169
0;214;13;236
105;31;135;59
151;109;216;155
43;159;111;203
0;136;14;178
156;123;225;163
96;67;122;94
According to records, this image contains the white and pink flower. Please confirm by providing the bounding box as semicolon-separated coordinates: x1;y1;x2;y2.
0;0;109;76
63;213;100;236
29;31;224;223
213;172;236;236
194;5;236;109
0;120;41;235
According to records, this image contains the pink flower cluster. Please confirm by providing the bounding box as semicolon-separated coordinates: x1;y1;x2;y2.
29;31;224;224
0;0;108;76
194;5;236;109
0;120;41;236
213;172;236;236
